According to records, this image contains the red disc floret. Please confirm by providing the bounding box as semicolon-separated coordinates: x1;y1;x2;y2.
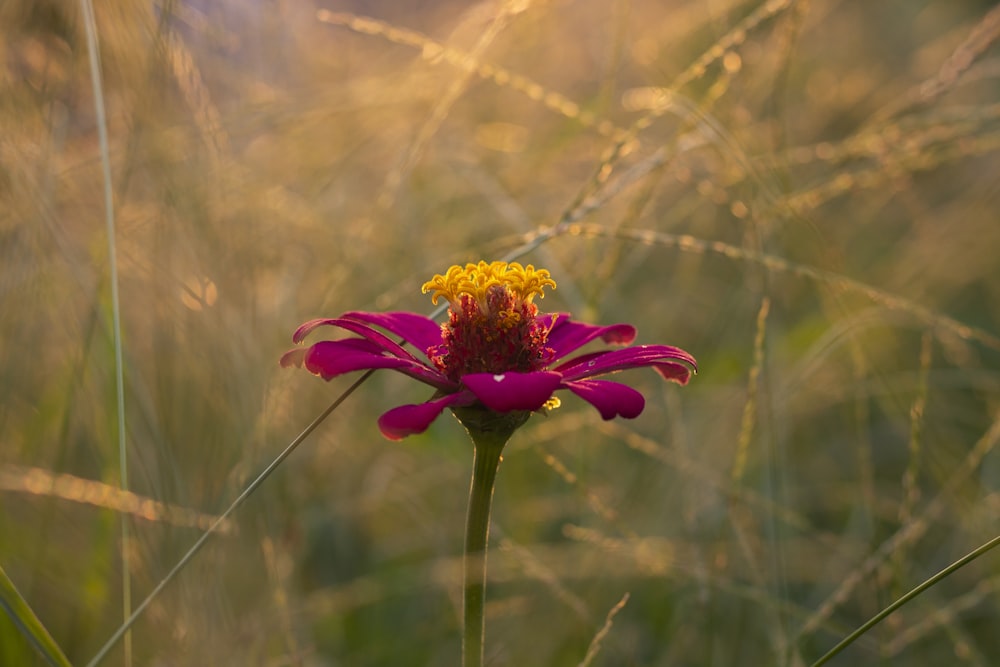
428;286;553;382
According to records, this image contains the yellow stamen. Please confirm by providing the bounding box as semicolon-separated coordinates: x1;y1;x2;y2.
422;261;556;305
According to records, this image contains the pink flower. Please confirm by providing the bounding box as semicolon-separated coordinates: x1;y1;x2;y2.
281;261;696;440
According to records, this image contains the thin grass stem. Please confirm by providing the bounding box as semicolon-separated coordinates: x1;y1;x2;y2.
78;1;130;664
84;371;373;667
809;533;1000;667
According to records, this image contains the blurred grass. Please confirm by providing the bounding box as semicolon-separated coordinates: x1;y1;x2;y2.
3;0;1000;665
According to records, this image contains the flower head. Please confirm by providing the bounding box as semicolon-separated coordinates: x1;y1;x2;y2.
281;262;696;440
421;261;555;381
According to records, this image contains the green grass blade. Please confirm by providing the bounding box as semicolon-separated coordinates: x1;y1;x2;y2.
0;562;73;667
78;0;131;664
810;533;1000;667
84;370;371;667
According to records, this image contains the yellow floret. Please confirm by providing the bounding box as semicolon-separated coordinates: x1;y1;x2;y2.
422;261;556;305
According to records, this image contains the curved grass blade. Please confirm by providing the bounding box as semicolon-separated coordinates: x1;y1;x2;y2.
810;533;1000;667
84;369;373;667
0;562;73;667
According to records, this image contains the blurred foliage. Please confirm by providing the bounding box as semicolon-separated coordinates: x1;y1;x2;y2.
2;0;1000;665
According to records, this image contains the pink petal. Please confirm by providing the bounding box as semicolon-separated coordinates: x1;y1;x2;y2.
555;345;697;380
282;338;381;369
304;341;411;379
377;392;473;440
544;315;637;361
298;317;426;365
292;318;346;343
303;340;452;388
342;311;444;357
290;315;418;365
563;379;646;420
461;371;563;412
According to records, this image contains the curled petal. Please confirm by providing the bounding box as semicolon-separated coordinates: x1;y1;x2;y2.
378;391;474;440
292;318;347;344
653;362;693;385
555;345;697;381
279;348;307;368
563;379;646;420
304;341;411;379
303;340;452;388
295;317;427;367
544;315;637;361
342;311;443;358
281;337;382;370
461;371;563;412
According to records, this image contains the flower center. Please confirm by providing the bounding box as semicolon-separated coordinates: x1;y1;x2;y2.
422;261;556;381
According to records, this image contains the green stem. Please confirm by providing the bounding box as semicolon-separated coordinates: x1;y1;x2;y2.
452;406;527;667
463;429;507;667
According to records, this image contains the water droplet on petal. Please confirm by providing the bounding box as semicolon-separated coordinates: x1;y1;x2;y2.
588;361;596;367
493;374;506;382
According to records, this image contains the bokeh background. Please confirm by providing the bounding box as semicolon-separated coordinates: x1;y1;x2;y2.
3;0;1000;665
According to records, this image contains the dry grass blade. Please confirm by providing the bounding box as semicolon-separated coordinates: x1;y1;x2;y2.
562;224;1000;353
578;592;630;667
798;412;1000;639
874;3;1000;123
732;296;771;484
0;465;235;533
315;9;623;139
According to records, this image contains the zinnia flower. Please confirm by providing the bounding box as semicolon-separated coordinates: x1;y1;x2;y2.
281;261;696;440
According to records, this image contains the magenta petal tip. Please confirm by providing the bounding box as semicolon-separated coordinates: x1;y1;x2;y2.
378;392;473;440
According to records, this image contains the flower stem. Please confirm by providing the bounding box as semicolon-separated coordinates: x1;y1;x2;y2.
463;429;506;667
452;406;527;667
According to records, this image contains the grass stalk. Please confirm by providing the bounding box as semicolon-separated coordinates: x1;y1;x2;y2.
84;371;372;667
78;0;131;664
